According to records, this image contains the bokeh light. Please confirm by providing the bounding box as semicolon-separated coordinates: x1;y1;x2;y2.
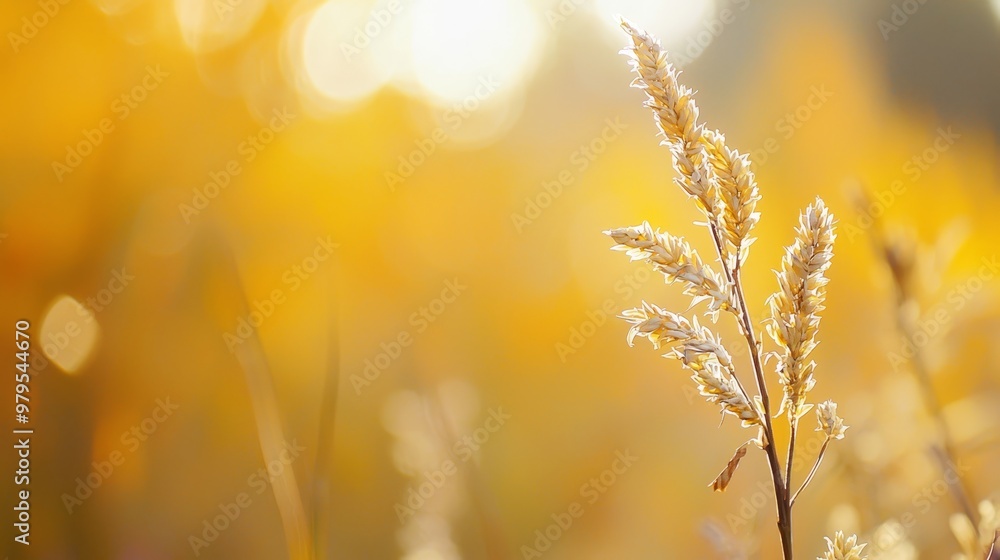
409;0;542;103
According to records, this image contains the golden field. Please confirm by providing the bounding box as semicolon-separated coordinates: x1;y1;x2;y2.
1;0;1000;558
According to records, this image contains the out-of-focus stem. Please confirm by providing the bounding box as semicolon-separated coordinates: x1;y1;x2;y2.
312;273;341;559
854;190;979;527
895;297;977;525
220;234;313;560
427;390;509;560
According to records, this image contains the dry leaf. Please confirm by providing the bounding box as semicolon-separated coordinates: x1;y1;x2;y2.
710;443;748;492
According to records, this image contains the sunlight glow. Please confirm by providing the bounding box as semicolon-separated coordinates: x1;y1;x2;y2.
594;0;716;52
301;0;403;105
409;0;542;103
174;0;266;52
40;295;100;375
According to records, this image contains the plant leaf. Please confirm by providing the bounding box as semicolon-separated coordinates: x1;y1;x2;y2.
709;443;748;492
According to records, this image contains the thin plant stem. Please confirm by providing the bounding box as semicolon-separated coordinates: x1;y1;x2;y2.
786;419;798;496
426;390;509;560
790;438;829;507
707;223;757;414
312;272;341;559
708;220;792;559
220;238;314;560
733;266;793;560
900;312;978;525
858;191;979;526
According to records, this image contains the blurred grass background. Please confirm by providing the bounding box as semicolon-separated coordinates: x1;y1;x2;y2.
2;0;1000;558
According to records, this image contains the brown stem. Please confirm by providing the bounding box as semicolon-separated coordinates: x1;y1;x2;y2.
733;267;793;560
860;201;979;526
786;419;798;496
897;307;978;525
708;223;756;409
708;219;792;559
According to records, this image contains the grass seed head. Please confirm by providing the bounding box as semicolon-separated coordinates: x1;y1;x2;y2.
767;198;836;419
820;532;868;560
606;223;735;318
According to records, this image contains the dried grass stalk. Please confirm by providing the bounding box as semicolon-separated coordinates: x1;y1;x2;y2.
619;18;717;219
606;223;735;317
766;198;836;421
610;18;852;560
702;128;761;269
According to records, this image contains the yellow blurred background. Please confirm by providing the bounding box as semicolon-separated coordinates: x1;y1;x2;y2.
2;0;1000;558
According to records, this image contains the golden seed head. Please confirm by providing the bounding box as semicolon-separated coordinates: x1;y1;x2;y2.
701;128;761;268
816;400;847;440
766;197;836;418
620;301;731;368
619;17;765;273
819;532;868;560
605;222;735;317
619;301;755;427
692;360;762;428
618;17;718;219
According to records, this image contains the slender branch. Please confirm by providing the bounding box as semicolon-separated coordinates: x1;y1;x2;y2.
896;301;978;525
216;232;313;560
733;267;793;560
786;419;798;495
312;271;341;559
707;222;756;410
790;438;829;507
427;391;509;560
860;195;979;526
707;219;792;559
